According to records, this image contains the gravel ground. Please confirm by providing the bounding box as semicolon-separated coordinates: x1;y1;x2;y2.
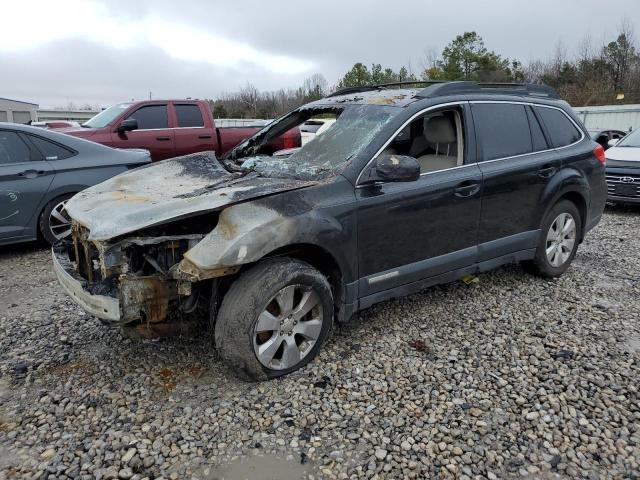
1;206;639;480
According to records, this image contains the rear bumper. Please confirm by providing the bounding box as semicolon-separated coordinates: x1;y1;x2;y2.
52;246;121;323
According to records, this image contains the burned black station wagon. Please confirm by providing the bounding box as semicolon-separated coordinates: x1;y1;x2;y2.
53;81;607;380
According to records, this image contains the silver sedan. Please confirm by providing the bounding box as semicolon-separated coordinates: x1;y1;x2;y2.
0;122;150;245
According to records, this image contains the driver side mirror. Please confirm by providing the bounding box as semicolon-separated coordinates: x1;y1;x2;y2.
117;118;138;133
373;154;420;183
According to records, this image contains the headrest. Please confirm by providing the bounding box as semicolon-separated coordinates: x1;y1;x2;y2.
424;116;456;143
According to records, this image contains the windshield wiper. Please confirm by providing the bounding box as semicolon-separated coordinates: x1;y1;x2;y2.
220;157;249;173
80;124;92;128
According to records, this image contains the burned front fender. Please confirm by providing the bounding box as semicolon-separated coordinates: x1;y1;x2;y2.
176;199;344;281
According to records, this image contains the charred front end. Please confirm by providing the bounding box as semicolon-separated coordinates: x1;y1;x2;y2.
52;216;223;330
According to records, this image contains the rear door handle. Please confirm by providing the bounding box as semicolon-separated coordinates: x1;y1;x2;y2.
538;165;556;178
454;182;481;197
156;136;171;141
198;134;212;139
18;169;46;178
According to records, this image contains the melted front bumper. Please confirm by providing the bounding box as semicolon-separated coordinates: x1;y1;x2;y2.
52;246;121;323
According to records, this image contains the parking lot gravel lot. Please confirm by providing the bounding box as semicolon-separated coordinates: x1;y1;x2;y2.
1;207;639;480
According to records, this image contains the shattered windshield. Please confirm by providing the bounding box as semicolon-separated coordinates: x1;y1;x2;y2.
616;129;640;148
227;105;396;180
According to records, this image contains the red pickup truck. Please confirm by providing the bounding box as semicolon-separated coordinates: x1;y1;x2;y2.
63;99;299;161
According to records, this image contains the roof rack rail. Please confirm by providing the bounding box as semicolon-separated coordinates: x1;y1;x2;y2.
326;81;444;98
415;81;559;99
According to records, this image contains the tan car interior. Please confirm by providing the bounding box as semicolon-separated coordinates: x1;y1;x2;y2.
381;109;464;174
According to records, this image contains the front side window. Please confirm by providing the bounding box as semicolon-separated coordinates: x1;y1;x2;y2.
0;131;31;164
126;105;168;130
379;108;464;174
472;103;532;161
536;107;582;148
27;135;75;160
175;104;204;128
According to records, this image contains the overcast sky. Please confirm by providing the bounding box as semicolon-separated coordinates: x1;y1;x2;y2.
1;0;638;108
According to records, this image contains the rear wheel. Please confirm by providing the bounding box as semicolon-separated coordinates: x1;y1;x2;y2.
524;200;581;278
215;257;333;381
39;194;74;245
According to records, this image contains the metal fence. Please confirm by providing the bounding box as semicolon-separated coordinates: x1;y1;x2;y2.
214;118;272;128
573;104;640;132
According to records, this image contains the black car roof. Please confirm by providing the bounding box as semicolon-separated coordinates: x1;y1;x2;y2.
314;81;561;109
311;88;422;108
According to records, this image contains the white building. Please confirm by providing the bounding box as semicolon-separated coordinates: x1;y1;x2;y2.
0;97;39;124
36;109;100;123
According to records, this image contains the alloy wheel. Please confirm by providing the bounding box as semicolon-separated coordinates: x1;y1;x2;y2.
49;199;72;240
253;284;323;370
545;212;576;267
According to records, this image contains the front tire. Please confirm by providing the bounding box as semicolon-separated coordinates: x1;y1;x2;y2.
524;200;581;278
214;257;333;381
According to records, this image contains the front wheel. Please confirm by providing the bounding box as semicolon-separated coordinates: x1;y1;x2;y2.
215;257;333;381
524;200;581;278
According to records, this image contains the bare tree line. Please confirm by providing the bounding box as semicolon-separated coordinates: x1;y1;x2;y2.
209;20;639;119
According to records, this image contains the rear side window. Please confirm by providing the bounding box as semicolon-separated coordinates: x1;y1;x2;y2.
535;107;581;148
28;135;75;160
175;104;204;128
126;105;168;129
472;103;532;161
0;131;31;164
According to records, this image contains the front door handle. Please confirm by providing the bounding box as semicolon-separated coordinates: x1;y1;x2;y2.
538;165;556;178
454;182;480;198
18;169;46;178
198;134;212;139
156;136;171;141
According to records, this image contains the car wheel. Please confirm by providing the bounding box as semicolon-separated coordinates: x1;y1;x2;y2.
39;194;74;245
215;257;333;381
524;200;581;278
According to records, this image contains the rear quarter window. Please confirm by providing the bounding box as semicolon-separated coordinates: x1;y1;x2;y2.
27;135;75;160
472;103;533;161
535;107;582;148
526;107;548;151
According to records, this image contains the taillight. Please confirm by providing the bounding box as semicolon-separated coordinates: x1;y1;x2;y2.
282;129;301;149
593;144;606;165
283;135;295;149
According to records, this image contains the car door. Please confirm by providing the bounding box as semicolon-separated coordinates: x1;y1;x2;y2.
111;104;175;160
0;130;55;241
171;103;213;156
356;104;482;297
471;102;560;262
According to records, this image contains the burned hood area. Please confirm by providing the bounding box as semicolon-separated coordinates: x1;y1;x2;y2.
65;151;317;241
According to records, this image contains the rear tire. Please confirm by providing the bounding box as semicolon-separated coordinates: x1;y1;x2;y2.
39;194;74;245
523;200;581;278
214;257;333;381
